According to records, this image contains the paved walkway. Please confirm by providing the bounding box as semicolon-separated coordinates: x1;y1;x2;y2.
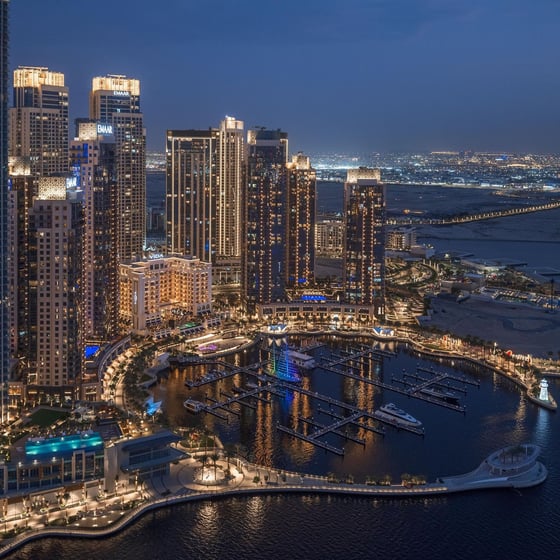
0;445;547;558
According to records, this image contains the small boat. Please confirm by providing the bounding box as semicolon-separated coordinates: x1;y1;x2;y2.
287;350;316;370
421;386;460;404
183;398;204;413
378;403;422;427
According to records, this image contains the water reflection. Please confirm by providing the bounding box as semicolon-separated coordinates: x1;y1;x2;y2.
153;335;549;481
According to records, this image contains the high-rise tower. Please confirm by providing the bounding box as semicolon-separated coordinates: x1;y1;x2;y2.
243;128;288;309
217;116;244;260
1;0;10;421
90;75;145;262
285;152;316;289
70;120;118;341
343;167;385;317
27;177;83;403
166;129;218;263
9;66;69;176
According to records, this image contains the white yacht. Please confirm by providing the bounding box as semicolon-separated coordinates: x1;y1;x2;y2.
377;403;422;427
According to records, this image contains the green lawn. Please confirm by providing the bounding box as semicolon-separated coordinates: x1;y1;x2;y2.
28;408;69;428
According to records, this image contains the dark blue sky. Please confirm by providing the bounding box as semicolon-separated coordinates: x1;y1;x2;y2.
10;0;560;154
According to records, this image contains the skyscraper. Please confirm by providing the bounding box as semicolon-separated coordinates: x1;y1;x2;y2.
69;120;118;341
285;152;316;289
243;128;288;309
166;129;218;263
27;177;83;403
90;75;145;262
343;167;385;318
9;66;69;176
1;0;10;421
7;164;36;382
217;116;244;261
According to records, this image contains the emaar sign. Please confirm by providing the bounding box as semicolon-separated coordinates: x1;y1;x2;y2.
97;123;113;135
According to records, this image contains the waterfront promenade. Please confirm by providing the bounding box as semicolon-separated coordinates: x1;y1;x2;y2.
0;444;547;558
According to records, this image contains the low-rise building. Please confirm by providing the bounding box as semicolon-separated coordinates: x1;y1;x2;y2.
119;255;212;334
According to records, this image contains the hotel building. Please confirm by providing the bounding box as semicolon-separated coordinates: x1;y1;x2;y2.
343;167;386;318
9;66;69;176
243;128;288;310
90;75;145;262
119;255;212;334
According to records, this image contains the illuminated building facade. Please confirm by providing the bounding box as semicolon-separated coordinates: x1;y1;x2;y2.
1;0;9;420
90;75;145;262
165;129;218;263
9;66;69;176
315;217;344;257
7;166;37;378
243;128;288;309
386;226;417;251
27;177;84;402
285;152;316;288
343;167;385;317
119;255;212;334
69;120;118;341
0;432;105;493
216;116;244;282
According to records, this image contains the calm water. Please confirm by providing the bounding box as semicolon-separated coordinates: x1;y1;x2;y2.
15;339;560;560
17;178;557;559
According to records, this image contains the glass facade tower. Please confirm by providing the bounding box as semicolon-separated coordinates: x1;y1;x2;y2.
243;129;288;309
90;75;145;262
343;167;386;318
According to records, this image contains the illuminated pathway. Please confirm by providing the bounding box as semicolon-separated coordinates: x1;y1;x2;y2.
0;444;547;558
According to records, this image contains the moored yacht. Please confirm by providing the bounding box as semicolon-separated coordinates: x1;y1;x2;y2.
183;398;204;413
377;403;423;427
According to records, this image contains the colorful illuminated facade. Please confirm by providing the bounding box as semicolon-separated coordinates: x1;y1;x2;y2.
90;75;145;262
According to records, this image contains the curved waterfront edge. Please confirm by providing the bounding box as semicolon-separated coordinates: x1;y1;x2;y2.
0;447;547;559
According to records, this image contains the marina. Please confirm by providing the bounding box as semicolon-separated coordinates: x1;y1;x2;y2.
173;341;481;454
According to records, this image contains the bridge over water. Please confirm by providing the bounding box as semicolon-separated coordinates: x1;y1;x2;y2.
388;200;560;226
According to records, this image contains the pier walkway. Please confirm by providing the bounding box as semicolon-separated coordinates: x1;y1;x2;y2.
0;444;547;559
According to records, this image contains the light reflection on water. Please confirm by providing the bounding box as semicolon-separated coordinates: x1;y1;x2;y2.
151;336;545;482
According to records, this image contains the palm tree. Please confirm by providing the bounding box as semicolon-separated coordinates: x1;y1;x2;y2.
210;452;220;481
198;454;208;481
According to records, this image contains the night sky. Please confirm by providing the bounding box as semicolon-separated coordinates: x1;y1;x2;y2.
9;0;560;154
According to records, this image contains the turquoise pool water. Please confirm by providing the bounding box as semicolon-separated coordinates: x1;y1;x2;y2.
25;433;103;457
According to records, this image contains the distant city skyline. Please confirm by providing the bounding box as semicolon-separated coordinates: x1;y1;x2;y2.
10;1;560;154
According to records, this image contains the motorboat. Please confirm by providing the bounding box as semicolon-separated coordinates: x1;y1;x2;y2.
183;398;204;413
376;403;423;427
